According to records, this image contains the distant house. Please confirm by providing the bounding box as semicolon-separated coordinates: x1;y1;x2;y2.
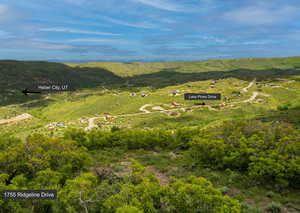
171;102;180;107
256;99;264;103
171;90;179;96
170;111;179;116
185;107;193;112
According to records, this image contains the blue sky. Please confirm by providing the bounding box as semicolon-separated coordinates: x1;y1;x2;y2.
0;0;300;61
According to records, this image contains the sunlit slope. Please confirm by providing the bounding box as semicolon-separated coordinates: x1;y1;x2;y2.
67;56;300;77
1;75;300;138
1;56;300;137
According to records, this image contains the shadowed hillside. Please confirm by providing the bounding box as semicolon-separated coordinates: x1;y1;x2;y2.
0;61;124;105
125;68;300;88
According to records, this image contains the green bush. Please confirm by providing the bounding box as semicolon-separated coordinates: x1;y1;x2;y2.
105;166;241;213
277;105;289;111
219;186;230;194
266;191;276;198
241;202;262;213
265;202;282;213
111;126;122;132
116;206;144;213
65;128;179;150
188;120;300;187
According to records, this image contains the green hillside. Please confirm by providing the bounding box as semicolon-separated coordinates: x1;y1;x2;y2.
1;57;300;140
1;56;300;212
1;56;300;136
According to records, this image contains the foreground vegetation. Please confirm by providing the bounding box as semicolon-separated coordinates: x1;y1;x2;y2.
0;120;299;212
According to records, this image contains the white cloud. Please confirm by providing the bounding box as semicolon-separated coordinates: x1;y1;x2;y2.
132;0;189;12
31;41;73;50
40;28;120;36
68;38;125;43
186;34;227;44
201;36;226;43
0;4;10;20
0;4;19;23
242;40;277;45
224;5;298;25
102;16;158;29
284;31;300;40
0;39;73;50
63;0;87;5
0;30;10;38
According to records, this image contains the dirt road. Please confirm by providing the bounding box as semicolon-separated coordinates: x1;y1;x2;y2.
0;113;33;125
84;104;219;130
85;116;104;131
139;104;152;113
243;92;258;103
243;92;271;103
242;79;256;93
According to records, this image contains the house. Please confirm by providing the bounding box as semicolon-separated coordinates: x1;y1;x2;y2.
56;123;65;128
171;102;180;107
185;107;193;112
171;90;179;96
170;111;179;116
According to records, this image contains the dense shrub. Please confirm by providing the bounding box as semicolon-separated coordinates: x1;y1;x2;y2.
277;105;289;111
1;119;299;212
241;202;262;213
1;131;242;212
265;202;282;213
104;161;241;213
65;128;178;150
0;134;92;213
188;120;300;187
0;134;91;181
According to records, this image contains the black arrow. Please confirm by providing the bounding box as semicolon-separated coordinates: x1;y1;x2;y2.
22;89;42;96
